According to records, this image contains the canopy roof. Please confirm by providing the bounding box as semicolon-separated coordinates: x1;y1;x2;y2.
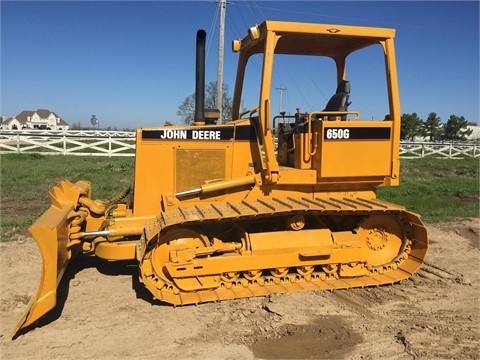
238;20;395;58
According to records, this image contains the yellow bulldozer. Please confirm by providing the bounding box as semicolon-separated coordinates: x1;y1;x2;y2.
14;20;428;337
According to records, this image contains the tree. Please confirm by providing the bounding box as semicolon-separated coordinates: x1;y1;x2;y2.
443;115;473;141
422;112;443;141
177;93;195;125
177;81;233;125
400;113;423;141
70;121;82;130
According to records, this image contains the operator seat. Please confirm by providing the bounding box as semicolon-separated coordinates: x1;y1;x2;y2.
323;80;351;120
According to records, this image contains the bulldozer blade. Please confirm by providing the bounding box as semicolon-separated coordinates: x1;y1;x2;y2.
12;180;90;338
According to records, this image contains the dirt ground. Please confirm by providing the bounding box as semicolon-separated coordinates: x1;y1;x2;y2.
1;219;478;359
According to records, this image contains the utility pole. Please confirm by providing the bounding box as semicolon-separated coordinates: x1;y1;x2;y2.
275;86;287;114
216;0;226;124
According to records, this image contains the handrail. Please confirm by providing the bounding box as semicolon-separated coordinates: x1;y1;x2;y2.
309;111;360;121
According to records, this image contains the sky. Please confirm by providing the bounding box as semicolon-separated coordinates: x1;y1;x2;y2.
1;1;479;129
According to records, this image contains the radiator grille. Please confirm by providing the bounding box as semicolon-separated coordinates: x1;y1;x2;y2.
175;149;225;192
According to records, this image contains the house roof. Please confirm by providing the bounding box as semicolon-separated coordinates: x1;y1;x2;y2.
9;109;69;126
1;117;14;125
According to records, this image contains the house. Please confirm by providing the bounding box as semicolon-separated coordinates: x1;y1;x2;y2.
466;125;480;140
1;109;70;131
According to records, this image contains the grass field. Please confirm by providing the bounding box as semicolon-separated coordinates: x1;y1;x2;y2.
377;157;479;223
1;154;134;240
0;154;478;240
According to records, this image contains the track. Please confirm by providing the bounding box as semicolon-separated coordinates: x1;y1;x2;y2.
138;196;428;305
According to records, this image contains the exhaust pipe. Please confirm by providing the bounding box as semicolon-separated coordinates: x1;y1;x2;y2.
194;29;206;125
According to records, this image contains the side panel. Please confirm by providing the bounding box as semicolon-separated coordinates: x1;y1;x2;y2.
133;124;257;216
133;129;175;217
313;120;394;180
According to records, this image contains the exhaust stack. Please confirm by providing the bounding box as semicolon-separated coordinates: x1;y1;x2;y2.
194;29;206;126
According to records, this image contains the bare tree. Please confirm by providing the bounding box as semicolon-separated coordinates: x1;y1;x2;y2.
177;81;232;125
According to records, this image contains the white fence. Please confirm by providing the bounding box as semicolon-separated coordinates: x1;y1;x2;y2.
0;130;135;157
0;129;135;138
1;130;479;159
399;142;479;159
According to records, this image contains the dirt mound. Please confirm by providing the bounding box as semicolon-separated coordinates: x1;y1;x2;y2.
1;219;479;359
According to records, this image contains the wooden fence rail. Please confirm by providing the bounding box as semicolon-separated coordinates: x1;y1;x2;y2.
1;131;479;159
399;142;479;159
0;131;135;157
